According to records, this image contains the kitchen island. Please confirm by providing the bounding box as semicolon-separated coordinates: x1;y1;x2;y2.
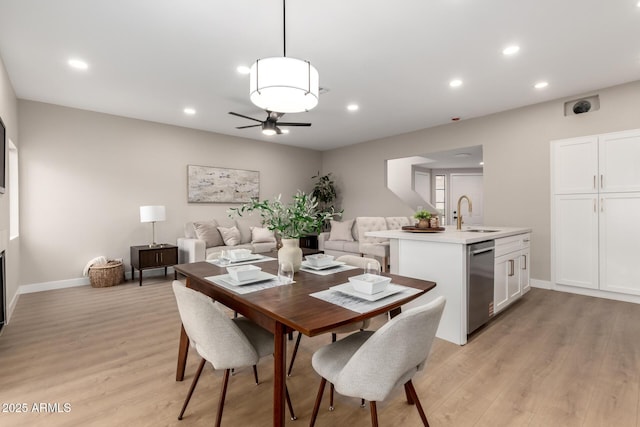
367;226;531;345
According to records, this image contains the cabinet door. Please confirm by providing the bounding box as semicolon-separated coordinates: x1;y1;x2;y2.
599;193;640;295
520;247;531;294
599;130;640;193
494;254;510;314
139;250;162;268
507;255;521;301
553;195;599;289
551;136;598;194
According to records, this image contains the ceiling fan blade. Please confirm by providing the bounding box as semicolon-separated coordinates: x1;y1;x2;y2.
228;111;263;123
277;122;312;127
236;124;262;129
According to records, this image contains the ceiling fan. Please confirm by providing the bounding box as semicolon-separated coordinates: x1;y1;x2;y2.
228;111;311;136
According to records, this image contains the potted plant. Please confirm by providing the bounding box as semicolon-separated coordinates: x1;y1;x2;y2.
229;191;341;271
311;172;339;231
414;210;432;229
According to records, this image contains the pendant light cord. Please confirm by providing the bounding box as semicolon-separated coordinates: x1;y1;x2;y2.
282;0;287;57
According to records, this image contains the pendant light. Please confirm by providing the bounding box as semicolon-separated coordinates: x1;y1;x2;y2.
249;0;319;113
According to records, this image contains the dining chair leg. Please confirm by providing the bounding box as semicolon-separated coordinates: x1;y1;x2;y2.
369;401;379;427
215;369;231;427
329;333;337;410
287;332;302;377
177;357;206;420
252;365;259;385
404;380;430;427
285;385;297;420
404;382;415;404
310;378;327;427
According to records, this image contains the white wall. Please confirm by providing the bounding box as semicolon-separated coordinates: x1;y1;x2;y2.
0;54;19;320
18;101;322;285
321;80;640;282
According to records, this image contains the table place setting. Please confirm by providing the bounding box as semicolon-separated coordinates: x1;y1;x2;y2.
310;267;422;313
205;261;295;294
206;249;276;267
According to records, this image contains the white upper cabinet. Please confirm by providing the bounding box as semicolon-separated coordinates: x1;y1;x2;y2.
551;136;598;194
599;130;640;193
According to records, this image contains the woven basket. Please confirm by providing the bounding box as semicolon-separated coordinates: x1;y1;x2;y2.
89;260;124;288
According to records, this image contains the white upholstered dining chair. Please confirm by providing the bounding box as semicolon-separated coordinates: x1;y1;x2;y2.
309;296;446;426
171;281;295;426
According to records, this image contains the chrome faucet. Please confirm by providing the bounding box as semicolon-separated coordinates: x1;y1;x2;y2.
456;195;473;230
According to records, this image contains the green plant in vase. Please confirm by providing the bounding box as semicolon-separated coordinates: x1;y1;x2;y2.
229;191;341;271
414;210;432;228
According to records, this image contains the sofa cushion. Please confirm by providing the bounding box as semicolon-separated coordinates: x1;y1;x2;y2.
193;220;223;248
323;239;360;254
205;243;254;260
385;216;411;230
236;217;261;244
251;226;276;243
329;219;355;241
252;242;276;253
217;225;241;246
356;217;388;244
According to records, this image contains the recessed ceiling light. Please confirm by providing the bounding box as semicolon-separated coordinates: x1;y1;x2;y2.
449;79;463;88
534;81;549;89
236;65;251;75
502;45;520;56
183;107;196;115
347;104;359;112
68;58;88;70
479;161;484;166
281;129;290;134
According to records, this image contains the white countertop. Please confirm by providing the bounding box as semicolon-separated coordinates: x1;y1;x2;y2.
366;226;531;244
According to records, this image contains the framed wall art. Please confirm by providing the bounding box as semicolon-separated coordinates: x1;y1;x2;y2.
187;165;259;203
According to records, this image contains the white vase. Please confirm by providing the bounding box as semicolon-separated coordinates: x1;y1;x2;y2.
278;238;303;272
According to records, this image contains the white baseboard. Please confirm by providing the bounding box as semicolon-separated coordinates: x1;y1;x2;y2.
18;267;175;295
551;282;640;304
531;279;551;290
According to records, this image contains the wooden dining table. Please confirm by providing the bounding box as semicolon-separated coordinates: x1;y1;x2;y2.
173;258;436;427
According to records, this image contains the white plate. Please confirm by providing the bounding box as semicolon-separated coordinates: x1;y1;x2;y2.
220;271;276;286
329;283;404;302
224;254;264;263
300;260;346;270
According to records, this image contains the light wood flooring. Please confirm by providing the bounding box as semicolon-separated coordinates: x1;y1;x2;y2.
2;278;640;426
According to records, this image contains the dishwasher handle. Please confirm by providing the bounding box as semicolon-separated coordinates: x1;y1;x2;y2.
471;247;494;256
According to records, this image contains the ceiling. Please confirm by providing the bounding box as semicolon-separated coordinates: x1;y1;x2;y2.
1;1;639;151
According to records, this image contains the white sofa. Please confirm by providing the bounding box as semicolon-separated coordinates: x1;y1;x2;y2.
318;216;415;271
177;217;277;264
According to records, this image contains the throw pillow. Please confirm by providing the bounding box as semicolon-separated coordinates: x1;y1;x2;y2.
217;226;241;246
251;226;276;243
193;220;223;248
329;219;354;241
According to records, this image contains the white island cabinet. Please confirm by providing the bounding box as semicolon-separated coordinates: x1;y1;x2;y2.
366;226;531;345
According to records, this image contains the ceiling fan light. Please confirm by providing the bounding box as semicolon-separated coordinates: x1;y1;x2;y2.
250;57;319;113
261;121;278;136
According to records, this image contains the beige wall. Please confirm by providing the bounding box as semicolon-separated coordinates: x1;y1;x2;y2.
0;54;19;316
321;80;640;282
18;101;322;285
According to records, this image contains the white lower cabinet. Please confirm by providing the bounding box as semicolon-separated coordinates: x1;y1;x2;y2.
494;234;530;314
598;193;640;295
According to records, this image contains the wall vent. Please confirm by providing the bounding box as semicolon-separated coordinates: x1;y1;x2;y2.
564;94;600;116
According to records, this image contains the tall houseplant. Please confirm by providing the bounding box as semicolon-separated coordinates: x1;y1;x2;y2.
311;172;339;231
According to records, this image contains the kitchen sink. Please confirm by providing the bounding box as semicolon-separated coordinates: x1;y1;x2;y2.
467;229;500;233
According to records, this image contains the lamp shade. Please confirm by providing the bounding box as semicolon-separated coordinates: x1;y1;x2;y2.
249;57;319;113
140;205;166;223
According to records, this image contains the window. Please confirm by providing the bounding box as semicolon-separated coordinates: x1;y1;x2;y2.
435;174;446;224
9;140;19;239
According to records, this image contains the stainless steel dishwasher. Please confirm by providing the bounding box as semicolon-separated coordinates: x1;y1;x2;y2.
467;240;495;334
